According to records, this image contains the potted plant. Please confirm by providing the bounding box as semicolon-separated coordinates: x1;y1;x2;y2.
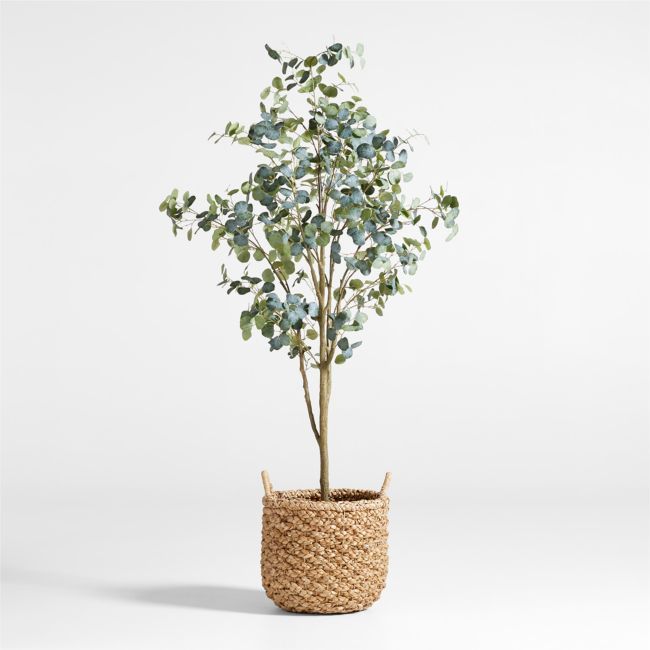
158;42;460;614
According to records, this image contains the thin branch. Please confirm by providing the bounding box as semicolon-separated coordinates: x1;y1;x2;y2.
248;231;290;293
299;350;320;444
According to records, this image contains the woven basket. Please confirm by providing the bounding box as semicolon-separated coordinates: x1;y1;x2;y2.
260;471;391;614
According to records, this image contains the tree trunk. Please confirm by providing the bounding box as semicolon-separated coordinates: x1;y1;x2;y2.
318;364;331;500
316;223;331;501
317;249;331;500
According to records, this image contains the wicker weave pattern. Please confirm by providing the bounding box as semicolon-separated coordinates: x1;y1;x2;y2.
261;488;389;614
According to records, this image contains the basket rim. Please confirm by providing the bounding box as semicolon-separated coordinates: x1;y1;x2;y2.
262;488;388;511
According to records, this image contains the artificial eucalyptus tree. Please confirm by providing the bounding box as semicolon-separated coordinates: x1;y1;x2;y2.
159;42;460;501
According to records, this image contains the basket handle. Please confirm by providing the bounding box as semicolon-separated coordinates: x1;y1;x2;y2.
380;471;392;495
261;470;273;497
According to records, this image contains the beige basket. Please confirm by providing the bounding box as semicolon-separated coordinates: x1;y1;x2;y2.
260;471;391;614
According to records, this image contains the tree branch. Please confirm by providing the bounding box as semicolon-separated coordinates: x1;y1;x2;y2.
299;351;320;444
248;231;291;293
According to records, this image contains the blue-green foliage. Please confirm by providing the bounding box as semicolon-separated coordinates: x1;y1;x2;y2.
159;42;460;367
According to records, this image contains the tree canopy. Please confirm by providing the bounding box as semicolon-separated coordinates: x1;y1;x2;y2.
160;42;460;369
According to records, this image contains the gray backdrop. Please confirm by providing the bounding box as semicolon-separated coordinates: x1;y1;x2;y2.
2;2;648;649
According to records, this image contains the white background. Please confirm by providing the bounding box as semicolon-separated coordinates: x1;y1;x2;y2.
2;2;648;649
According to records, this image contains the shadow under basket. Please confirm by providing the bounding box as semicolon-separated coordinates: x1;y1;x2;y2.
260;471;391;614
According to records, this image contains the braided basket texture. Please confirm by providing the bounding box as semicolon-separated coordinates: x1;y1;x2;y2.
261;486;389;614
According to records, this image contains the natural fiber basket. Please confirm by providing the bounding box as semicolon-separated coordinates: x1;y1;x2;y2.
260;471;391;614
